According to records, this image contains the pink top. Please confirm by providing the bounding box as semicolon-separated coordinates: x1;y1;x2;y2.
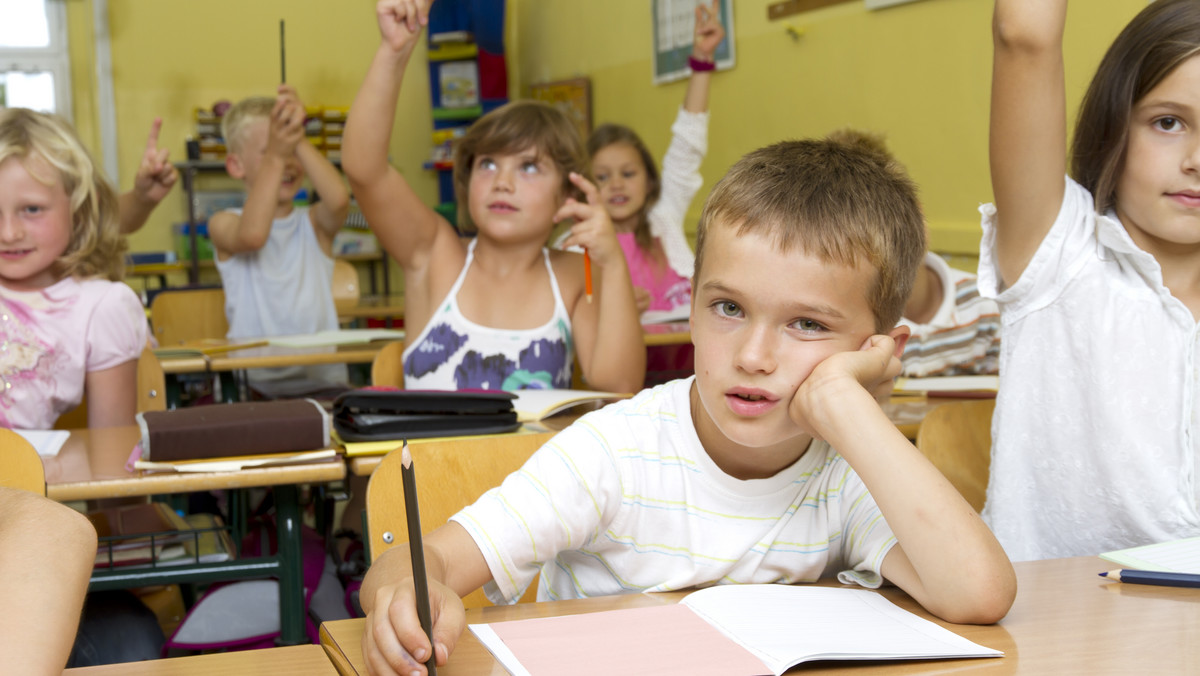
617;232;691;313
0;277;148;430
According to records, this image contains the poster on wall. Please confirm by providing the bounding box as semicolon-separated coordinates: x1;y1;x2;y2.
530;78;592;143
652;0;735;85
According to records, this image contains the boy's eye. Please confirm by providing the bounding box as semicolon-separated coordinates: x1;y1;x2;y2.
520;161;540;174
1155;116;1183;132
791;318;826;332
715;301;741;317
477;158;496;170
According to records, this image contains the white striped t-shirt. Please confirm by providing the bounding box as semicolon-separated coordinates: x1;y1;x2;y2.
451;377;898;605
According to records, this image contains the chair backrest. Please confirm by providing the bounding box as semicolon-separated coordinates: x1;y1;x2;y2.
370;341;405;388
914;399;995;512
54;343;167;430
366;430;557;608
0;429;46;494
332;259;361;314
149;288;228;346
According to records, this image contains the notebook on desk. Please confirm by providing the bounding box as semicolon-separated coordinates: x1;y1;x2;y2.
1101;537;1200;573
470;585;1001;676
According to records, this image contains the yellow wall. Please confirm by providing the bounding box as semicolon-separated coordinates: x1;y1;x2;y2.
70;0;1147;268
514;0;1144;258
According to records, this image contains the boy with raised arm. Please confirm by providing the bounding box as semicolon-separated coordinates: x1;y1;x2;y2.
360;136;1017;675
209;85;351;396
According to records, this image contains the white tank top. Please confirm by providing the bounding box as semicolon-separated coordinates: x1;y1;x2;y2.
403;239;575;390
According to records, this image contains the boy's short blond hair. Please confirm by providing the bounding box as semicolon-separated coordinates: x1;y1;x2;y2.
0;108;125;281
695;137;925;332
221;97;275;154
452;100;589;234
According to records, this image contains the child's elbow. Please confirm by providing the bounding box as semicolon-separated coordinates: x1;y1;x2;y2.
992;11;1059;55
937;569;1017;625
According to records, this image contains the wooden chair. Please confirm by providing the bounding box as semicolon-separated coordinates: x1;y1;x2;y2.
365;430;557;608
914;399;995;512
55;344;167;429
332;259;361;314
370;341;405;388
0;429;46;494
149;287;228;346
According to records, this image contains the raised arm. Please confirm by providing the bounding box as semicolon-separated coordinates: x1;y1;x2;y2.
0;488;97;675
282;87;351;249
209;95;305;256
557;174;646;393
990;0;1069;286
681;0;724;114
792;335;1016;625
361;522;490;676
343;0;450;273
118;117;178;234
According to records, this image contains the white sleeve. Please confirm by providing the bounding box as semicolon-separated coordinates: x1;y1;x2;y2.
649;107;708;280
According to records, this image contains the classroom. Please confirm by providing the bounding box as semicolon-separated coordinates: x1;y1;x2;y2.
4;0;1199;673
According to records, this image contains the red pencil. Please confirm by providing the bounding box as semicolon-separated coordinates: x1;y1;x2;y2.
583;250;593;304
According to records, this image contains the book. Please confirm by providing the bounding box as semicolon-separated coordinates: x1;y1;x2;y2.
893;375;999;398
511;389;631;423
134;448;339;473
469;585;1002;676
1101;537;1200;574
90;502;193;568
13;428;69;457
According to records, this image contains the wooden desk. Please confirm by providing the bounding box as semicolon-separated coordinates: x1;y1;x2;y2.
320;556;1200;674
641;320;691;346
338;294;405;324
157;340;397;376
63;644;337;675
43;426;345;645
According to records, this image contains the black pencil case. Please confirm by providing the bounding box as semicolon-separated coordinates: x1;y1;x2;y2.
331;388;520;441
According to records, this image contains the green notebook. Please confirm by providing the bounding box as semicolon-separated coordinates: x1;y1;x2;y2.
1100;537;1200;573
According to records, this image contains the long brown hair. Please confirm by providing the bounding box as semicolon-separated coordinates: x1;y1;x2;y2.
1072;0;1200;213
588;124;661;253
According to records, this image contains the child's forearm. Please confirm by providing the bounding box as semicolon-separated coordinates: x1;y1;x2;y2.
585;261;646;393
117;189;158;235
0;489;96;674
813;386;1015;624
297;143;350;235
343;45;413;186
682;70;712;114
234;155;290;251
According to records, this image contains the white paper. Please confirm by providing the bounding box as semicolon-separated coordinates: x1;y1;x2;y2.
680;585;1002;675
468;624;533;676
14;428;69;457
134;449;338;473
641;306;690;324
268;329;404;348
894;375;999;394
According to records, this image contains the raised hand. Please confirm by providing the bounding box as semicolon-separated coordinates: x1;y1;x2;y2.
555;172;622;268
377;0;433;55
133;118;178;205
693;0;726;62
267;91;306;158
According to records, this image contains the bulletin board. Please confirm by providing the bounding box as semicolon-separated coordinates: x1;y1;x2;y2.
652;0;736;85
530;77;592;142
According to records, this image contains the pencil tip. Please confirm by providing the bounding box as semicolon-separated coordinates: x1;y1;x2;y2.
401;439;412;468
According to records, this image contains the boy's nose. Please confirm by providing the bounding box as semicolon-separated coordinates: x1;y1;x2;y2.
734;325;778;374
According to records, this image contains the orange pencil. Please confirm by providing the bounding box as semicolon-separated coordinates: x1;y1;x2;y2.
584;249;593;304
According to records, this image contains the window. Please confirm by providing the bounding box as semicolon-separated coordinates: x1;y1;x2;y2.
0;0;71;116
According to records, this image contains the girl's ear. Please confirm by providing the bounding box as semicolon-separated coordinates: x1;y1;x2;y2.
225;153;244;180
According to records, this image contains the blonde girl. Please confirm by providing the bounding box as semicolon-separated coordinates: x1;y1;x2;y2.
0;108;147;430
985;0;1200;560
343;0;644;393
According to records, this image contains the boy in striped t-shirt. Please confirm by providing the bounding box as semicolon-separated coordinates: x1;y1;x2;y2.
360;137;1016;675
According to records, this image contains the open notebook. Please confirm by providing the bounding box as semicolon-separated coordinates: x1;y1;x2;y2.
1101;537;1200;573
469;585;1001;676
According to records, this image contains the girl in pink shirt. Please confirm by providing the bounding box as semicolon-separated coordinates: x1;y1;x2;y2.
0;108;147;430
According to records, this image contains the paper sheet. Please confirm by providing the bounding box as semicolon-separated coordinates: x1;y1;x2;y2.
268;329;404;348
894;375;999;394
1101;537;1200;573
14;428;70;457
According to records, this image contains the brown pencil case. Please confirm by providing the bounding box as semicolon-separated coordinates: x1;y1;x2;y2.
136;399;330;462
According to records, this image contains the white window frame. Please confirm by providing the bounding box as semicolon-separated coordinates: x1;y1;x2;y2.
0;0;72;119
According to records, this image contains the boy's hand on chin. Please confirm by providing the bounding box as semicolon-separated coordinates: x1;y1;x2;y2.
790;335;901;439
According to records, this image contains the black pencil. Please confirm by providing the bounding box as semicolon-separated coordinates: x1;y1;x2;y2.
400;440;437;675
279;19;286;84
1100;569;1200;588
